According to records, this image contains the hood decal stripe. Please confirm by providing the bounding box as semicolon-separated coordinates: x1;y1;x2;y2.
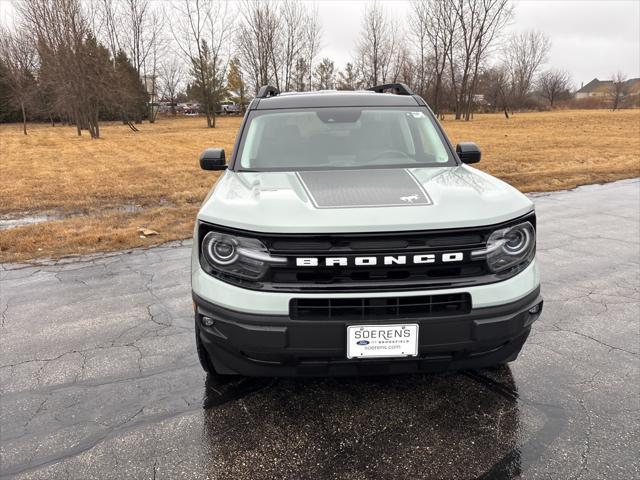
296;169;433;209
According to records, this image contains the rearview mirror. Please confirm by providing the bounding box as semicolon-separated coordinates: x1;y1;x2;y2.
456;143;481;164
200;148;226;170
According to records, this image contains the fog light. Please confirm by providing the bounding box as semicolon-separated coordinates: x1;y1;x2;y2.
201;316;215;327
528;304;541;314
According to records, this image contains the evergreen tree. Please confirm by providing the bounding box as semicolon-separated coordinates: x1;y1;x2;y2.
227;57;246;111
0;29;37;133
293;58;308;91
76;34;114;137
113;50;148;124
190;40;227;127
0;59;21;122
314;58;335;90
337;63;362;91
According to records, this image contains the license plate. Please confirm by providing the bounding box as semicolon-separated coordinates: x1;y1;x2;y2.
346;324;419;359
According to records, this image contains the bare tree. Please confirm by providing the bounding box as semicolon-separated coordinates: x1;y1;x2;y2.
464;0;513;120
482;65;512;117
408;0;429;97
146;39;165;123
504;30;551;109
121;0;164;122
413;0;458;116
304;5;322;90
280;0;306;91
449;0;513;120
18;0;111;138
610;71;628;111
236;1;321;93
538;69;570;108
236;0;280;93
122;0;161;77
0;27;37;134
356;1;397;86
388;40;411;84
171;0;231;127
97;0;122;62
159;59;183;115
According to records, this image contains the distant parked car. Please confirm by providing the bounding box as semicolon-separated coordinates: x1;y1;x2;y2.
216;101;241;115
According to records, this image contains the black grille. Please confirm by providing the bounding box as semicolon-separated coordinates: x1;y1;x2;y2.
290;293;471;320
266;229;489;292
198;212;535;292
272;263;485;286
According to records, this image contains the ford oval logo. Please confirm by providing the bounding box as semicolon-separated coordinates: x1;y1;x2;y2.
357;340;369;346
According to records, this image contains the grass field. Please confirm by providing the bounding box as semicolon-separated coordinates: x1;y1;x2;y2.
1;109;639;263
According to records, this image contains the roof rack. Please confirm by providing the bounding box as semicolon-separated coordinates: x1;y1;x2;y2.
367;83;414;95
256;85;280;98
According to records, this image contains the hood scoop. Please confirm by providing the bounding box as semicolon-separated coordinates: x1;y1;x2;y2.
296;169;432;209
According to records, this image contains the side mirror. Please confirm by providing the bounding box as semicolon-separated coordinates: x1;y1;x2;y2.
456;142;481;164
200;148;227;170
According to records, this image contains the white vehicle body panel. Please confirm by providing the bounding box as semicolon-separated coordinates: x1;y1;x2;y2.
197;165;533;233
190;90;543;377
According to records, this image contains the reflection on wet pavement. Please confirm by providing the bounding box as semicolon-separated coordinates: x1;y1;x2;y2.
197;368;569;480
200;368;527;479
1;180;638;479
203;374;274;408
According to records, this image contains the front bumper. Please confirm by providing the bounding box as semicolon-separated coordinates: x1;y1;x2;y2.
194;286;542;377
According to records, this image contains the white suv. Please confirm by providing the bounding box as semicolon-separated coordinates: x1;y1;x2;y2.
192;83;542;377
217;101;241;115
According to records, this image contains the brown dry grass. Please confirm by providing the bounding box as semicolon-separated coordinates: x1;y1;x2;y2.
444;109;640;192
1;109;639;263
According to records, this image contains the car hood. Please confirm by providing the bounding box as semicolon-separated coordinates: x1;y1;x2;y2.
197;165;534;233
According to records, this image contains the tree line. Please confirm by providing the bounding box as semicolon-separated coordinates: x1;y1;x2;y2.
0;0;582;137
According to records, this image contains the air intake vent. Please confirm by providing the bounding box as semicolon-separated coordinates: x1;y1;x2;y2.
290;293;471;320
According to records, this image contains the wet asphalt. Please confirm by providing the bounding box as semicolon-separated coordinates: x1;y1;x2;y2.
0;179;638;480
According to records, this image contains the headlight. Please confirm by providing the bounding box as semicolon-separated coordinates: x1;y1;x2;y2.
472;221;536;273
201;231;286;281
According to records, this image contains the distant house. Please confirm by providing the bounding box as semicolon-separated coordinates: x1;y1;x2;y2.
575;79;613;99
473;93;488;105
575;77;640;99
625;78;640;96
142;75;158;104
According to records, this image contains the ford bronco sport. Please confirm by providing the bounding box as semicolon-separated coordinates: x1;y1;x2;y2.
192;83;542;376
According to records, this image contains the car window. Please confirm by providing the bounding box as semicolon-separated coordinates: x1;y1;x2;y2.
237;107;454;171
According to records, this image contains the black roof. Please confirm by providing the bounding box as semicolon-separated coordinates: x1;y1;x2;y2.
253;90;423;110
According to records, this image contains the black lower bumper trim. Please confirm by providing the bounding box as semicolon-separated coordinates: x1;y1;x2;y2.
193;287;542;377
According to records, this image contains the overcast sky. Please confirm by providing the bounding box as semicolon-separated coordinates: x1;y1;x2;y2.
315;0;640;88
1;0;638;88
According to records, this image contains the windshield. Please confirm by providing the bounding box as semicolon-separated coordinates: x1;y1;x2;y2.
236;107;455;171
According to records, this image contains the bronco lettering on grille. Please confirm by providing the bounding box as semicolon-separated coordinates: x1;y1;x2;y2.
295;253;464;267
